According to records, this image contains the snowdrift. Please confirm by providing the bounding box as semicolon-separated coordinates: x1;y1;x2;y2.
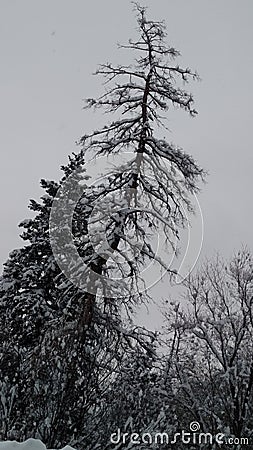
0;439;76;450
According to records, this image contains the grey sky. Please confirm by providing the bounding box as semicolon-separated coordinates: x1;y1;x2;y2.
1;0;252;310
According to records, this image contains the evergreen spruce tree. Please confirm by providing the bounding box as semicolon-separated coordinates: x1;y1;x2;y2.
0;151;156;447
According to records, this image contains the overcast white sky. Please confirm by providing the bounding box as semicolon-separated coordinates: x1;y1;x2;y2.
1;0;252;315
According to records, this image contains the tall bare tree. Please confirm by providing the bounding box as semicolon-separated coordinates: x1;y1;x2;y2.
0;3;204;448
63;2;205;316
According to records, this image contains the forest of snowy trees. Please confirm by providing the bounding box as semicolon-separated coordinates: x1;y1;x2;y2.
0;4;252;450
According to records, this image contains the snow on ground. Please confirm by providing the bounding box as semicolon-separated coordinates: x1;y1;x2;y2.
0;438;76;450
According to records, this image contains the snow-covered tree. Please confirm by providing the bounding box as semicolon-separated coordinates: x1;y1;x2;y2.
0;3;204;448
92;343;177;450
0;151;159;448
164;249;253;448
54;2;204;307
